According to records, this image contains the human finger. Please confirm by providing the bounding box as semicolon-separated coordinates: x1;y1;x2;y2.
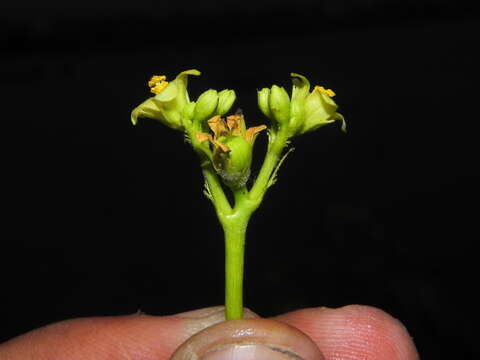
275;304;419;360
0;306;257;360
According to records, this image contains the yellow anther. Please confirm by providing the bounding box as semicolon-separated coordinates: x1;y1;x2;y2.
150;81;169;94
148;75;167;88
315;86;336;97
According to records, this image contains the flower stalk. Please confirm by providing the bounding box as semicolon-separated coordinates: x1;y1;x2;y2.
131;70;345;320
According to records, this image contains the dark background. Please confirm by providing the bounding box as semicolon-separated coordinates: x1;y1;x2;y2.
1;1;478;358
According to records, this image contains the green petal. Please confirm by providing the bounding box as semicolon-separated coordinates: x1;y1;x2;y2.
290;73;311;131
319;91;338;114
301;91;333;134
155;81;178;102
179;69;201;76
131;106;141;125
159;107;183;130
131;97;184;130
305;90;337;118
335;112;347;132
301;112;334;134
290;73;310;102
172;69;201;108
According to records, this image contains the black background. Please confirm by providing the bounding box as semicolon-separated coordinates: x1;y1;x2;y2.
1;1;478;358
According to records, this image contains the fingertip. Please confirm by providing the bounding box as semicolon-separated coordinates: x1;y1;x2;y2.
276;304;419;360
0;313;185;360
171;318;324;360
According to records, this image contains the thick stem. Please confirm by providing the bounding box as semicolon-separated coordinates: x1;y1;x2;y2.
223;217;247;320
221;132;289;320
222;186;262;320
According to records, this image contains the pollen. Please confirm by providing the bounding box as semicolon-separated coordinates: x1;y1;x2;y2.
148;75;166;87
148;75;169;94
315;86;336;97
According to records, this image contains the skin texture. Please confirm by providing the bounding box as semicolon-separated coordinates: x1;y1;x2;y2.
0;305;419;360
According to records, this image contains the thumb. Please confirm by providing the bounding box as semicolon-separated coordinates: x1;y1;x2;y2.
172;318;323;360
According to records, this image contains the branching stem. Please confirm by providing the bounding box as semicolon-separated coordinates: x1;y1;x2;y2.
189;127;290;320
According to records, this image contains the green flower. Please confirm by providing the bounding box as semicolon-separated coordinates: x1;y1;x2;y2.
301;84;346;135
257;73;346;137
196;115;266;188
131;70;237;132
131;69;201;131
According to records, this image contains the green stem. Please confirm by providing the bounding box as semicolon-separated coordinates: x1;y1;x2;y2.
250;131;288;200
221;132;289;319
223;214;248;320
202;165;232;216
188;127;232;217
188;126;290;320
222;186;256;320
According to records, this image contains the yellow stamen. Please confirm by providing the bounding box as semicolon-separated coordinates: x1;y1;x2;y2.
315;86;336;97
150;81;169;94
148;75;167;88
148;75;169;94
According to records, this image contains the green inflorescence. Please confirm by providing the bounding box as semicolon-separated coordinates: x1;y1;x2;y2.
131;70;346;320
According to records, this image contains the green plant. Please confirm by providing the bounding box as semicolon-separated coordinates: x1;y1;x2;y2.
131;70;346;320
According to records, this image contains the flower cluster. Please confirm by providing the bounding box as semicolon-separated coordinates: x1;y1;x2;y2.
131;70;345;189
258;73;346;137
131;69;236;131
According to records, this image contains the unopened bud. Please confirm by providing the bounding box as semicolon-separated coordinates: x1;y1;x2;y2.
269;85;291;126
257;88;272;119
217;89;236;116
193;89;219;123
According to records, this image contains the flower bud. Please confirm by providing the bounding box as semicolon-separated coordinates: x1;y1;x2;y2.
257;73;346;138
217;89;236;116
193;89;219;123
257;88;272;119
214;136;253;189
269;85;291;126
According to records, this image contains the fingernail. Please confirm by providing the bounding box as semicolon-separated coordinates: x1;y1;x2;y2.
171;319;324;360
176;307;260;339
202;343;304;360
